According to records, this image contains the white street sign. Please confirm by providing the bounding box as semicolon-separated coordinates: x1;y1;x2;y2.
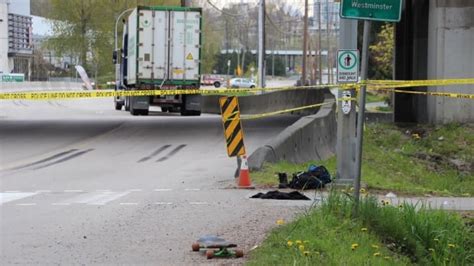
337;49;359;83
341;90;352;115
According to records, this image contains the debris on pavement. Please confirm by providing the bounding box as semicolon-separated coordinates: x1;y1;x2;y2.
250;190;310;200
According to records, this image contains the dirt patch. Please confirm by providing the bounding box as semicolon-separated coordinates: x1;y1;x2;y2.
412;152;473;174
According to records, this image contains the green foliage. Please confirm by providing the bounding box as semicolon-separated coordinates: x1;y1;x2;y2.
252;123;474;196
45;0;180;81
369;23;394;79
248;191;473;265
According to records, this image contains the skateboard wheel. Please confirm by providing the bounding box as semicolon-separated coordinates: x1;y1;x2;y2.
235;249;244;258
206;250;214;259
192;243;200;252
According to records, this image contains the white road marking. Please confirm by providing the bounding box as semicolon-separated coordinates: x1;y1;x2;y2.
0;192;38;205
72;191;131;205
184;188;200;191
5;190;20;193
119;202;138;205
17;203;37;206
128;189;142;192
154;188;172;192
96;189;111;192
64;190;83;193
154;202;173;205
35;190;52;193
52;203;70;206
189;202;208;205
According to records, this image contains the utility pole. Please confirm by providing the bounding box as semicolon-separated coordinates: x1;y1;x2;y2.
301;0;308;85
181;0;191;7
326;0;330;84
257;0;266;88
318;0;322;84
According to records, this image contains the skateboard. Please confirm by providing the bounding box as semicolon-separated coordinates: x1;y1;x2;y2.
192;235;244;259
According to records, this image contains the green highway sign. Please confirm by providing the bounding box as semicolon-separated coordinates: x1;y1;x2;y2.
1;73;25;82
340;0;403;22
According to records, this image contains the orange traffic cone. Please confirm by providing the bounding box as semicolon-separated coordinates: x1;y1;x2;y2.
238;155;254;189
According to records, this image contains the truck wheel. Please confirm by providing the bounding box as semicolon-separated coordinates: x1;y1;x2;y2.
125;97;130;111
140;109;149;116
115;101;123;111
250;85;255;88
213;81;221;88
161;107;169;112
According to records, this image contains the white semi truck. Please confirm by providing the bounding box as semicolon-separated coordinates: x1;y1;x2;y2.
113;6;202;116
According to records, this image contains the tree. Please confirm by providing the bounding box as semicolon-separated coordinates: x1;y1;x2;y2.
45;0;180;82
369;23;394;80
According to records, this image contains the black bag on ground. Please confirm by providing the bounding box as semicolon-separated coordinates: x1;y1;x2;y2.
288;165;332;190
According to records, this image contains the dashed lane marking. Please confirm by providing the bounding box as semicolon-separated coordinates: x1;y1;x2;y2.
154;202;173;205
5;190;20;193
154;188;172;192
184;188;200;191
64;190;83;193
17;203;37;206
52;203;70;206
119;202;138;205
128;189;142;192
189;202;208;205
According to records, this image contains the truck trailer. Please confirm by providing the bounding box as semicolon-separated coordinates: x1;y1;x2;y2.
114;6;202;116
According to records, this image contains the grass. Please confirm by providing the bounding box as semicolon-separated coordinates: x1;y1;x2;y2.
366;91;388;103
252;123;474;196
247;191;474;265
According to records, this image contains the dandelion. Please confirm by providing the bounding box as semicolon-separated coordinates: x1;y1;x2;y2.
360;188;366;193
373;252;381;257
412;133;421;140
287;240;293;247
276;219;285;225
351;243;359;251
371;244;379;249
448;243;456;248
361;228;368;232
428;248;435;253
434;238;439;242
295;240;302;245
303;240;310;244
398;204;403;209
298;245;305;252
384;256;391;260
349;187;354;192
303;251;310;256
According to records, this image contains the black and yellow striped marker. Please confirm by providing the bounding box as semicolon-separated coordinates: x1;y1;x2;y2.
219;96;246;157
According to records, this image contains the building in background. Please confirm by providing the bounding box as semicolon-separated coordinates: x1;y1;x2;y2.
0;0;32;80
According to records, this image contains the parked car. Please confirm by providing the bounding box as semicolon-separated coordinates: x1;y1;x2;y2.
201;74;225;88
229;78;256;88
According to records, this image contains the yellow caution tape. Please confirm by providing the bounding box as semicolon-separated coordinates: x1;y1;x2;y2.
368;87;474;100
0;77;472;101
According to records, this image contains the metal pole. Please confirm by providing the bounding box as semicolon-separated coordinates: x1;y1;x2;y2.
336;19;357;184
326;0;330;84
318;1;322;84
257;0;266;89
301;0;308;85
353;20;371;211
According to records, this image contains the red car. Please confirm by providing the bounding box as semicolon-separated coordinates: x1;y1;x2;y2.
201;74;225;88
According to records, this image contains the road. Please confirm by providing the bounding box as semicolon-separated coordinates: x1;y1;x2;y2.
0;98;306;265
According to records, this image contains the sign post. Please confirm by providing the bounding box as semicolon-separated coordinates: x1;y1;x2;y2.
339;0;402;211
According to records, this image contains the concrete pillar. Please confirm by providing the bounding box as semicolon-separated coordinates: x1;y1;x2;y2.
427;0;474;123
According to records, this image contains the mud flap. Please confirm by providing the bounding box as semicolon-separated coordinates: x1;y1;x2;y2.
130;96;150;111
184;94;202;112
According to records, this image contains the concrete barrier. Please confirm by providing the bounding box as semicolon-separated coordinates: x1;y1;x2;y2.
248;92;337;170
202;88;326;115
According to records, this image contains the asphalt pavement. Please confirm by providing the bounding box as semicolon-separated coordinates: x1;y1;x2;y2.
0;98;304;265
